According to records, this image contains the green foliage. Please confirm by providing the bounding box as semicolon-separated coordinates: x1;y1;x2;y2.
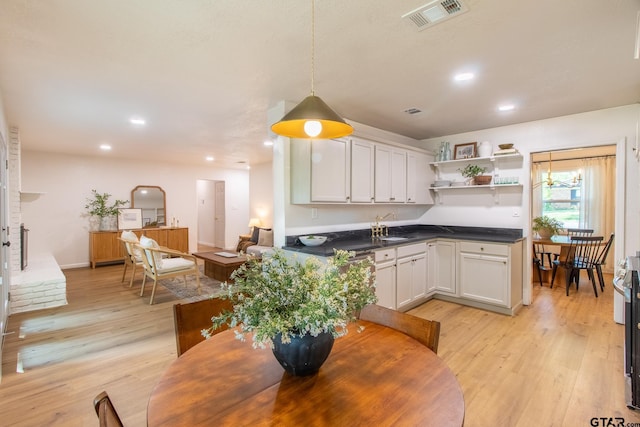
84;190;128;218
532;215;564;235
204;249;378;348
458;164;487;178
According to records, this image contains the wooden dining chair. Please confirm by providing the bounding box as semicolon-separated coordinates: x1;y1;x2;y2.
119;237;143;288
93;391;124;427
359;303;441;354
594;233;615;292
173;297;233;356
566;228;594;238
551;236;603;297
532;243;557;287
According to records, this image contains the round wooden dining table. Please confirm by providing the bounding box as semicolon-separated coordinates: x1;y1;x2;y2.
147;321;465;426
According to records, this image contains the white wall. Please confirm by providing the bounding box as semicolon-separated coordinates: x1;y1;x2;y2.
250;162;274;229
20;150;250;268
420;104;640;256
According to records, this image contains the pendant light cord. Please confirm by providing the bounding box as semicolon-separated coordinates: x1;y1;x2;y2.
310;0;315;96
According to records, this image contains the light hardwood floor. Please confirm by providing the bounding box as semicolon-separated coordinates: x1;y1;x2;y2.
1;263;639;426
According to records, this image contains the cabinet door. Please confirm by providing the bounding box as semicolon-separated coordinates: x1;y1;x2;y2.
396;256;413;309
311;138;350;202
430;240;456;294
375;261;396;309
459;252;509;306
375;145;406;203
407;151;434;204
167;228;189;252
411;253;427;300
350;138;374;203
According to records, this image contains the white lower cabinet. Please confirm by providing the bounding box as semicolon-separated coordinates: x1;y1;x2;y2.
458;241;523;311
374;249;396;309
396;243;427;311
428;240;456;295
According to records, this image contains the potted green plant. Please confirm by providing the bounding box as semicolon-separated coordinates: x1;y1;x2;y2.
85;190;128;231
459;164;491;185
204;249;377;376
532;215;564;239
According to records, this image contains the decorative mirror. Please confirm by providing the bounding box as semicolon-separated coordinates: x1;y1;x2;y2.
131;185;166;227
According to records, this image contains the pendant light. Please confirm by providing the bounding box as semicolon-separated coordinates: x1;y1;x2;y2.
533;152;582;188
271;0;353;140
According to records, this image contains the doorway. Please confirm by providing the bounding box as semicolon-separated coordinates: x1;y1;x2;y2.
196;180;226;249
528;143;623;319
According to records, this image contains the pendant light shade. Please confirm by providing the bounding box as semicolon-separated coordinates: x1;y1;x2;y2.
271;95;353;139
271;0;353;140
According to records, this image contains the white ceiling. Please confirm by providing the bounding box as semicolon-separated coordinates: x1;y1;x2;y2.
0;0;638;169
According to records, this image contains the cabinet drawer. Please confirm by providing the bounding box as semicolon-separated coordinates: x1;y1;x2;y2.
375;248;396;263
396;242;427;258
458;241;508;256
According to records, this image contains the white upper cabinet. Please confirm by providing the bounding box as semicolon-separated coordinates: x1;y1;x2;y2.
375;145;406;203
407;151;434;204
291;138;350;204
350;137;375;203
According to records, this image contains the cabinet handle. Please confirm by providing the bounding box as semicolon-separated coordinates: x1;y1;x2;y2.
390;197;395;201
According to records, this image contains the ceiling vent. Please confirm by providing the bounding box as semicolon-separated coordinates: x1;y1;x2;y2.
402;0;469;31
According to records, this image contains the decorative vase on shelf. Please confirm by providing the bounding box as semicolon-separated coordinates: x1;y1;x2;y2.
444;142;451;161
271;331;335;376
478;141;492;158
99;216;116;231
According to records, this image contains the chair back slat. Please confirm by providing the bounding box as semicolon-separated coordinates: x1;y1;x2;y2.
567;236;604;269
596;233;615;265
359;304;440;354
173;298;233;356
566;228;594;238
93;391;124;427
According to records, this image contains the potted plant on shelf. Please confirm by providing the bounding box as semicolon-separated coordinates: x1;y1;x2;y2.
459;164;492;185
85;190;128;231
204;249;377;376
532;215;564;239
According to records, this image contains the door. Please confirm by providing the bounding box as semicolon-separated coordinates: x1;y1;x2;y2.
214;181;225;248
350;138;374;203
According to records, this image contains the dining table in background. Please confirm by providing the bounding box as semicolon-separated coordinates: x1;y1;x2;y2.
147;320;465;426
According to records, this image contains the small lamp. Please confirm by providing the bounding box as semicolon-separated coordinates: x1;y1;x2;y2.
248;218;262;233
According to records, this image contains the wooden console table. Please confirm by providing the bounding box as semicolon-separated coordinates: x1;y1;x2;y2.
89;227;188;268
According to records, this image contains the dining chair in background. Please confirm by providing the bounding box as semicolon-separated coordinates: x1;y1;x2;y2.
173;297;233;356
359;303;441;354
566;228;594;238
532;243;557;287
594;233;615;292
551;236;604;297
93;391;124;427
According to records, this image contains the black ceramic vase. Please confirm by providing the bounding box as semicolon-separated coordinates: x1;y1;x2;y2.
271;331;335;376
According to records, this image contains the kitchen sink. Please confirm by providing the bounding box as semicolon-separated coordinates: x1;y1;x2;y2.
379;236;409;241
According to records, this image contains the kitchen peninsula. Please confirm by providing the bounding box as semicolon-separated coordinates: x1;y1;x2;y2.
283;225;524;316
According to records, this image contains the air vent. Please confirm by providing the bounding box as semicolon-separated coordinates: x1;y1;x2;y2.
404;108;422;115
402;0;469;31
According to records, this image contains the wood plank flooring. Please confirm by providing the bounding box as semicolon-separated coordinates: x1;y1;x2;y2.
0;263;639;426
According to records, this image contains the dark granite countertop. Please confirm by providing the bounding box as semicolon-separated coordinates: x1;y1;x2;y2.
282;225;523;257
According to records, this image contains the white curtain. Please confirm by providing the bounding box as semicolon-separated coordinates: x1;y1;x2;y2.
580;156;616;271
531;162;543;217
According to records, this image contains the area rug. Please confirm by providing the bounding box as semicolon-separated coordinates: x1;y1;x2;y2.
159;267;226;302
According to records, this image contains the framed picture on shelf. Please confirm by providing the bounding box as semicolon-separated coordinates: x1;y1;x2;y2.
453;142;477;160
117;208;143;230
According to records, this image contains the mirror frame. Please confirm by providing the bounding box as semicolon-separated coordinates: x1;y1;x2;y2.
131;185;166;227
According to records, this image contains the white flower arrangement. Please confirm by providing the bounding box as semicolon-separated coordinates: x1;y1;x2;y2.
203;249;377;349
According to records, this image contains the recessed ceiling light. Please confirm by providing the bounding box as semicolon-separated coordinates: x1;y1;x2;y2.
263;140;274;147
205;156;214;161
99;144;111;151
498;104;515;112
454;72;475;81
129;117;146;125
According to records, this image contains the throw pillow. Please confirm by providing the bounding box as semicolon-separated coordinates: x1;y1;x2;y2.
257;229;273;247
139;235;162;268
251;227;271;243
121;230;141;258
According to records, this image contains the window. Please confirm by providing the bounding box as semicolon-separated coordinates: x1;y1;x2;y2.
540;170;582;229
